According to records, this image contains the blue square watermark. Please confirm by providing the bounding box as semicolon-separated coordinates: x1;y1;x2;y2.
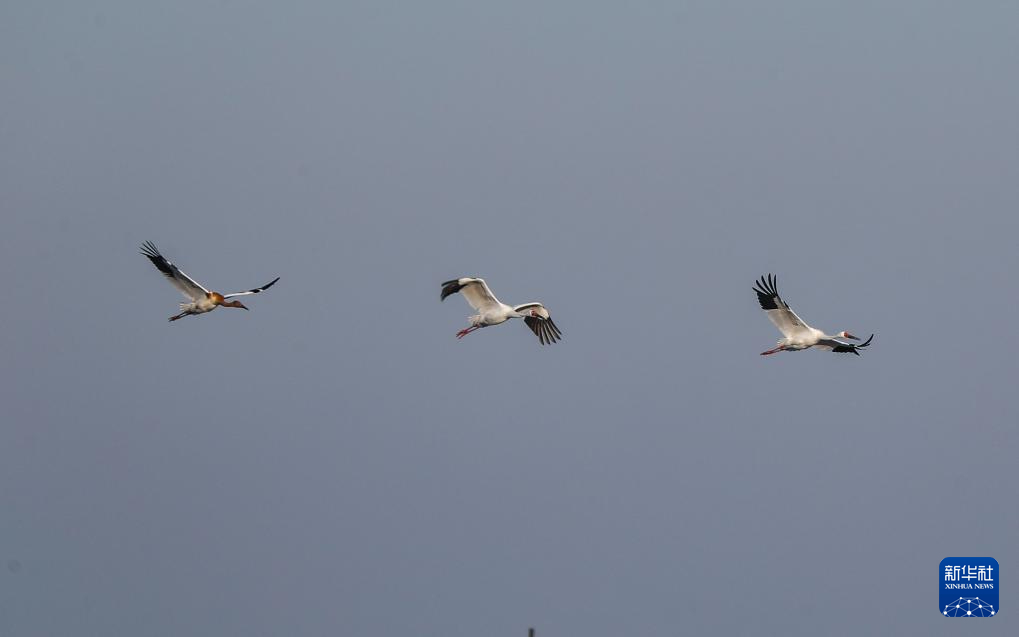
940;557;998;617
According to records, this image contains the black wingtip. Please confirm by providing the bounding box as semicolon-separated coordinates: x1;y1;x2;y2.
140;241;160;258
753;273;782;311
832;334;874;355
524;315;562;345
140;241;175;277
440;279;464;301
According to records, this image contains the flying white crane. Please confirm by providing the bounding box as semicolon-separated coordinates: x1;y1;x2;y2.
440;277;562;345
141;241;279;322
753;274;873;356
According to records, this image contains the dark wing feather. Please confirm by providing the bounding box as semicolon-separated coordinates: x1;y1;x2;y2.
140;241;176;279
753;273;788;311
831;343;861;355
832;334;874;355
524;315;562;345
440;279;465;301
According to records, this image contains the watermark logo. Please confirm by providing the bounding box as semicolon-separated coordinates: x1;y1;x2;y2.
940;557;998;617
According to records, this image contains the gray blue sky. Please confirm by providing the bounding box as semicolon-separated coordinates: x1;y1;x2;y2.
2;1;1017;635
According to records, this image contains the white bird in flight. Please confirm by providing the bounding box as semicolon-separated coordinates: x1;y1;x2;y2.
754;274;873;356
440;277;562;345
141;241;279;322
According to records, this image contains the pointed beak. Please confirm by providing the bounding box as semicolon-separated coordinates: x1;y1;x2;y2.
239;302;249;311
845;332;859;340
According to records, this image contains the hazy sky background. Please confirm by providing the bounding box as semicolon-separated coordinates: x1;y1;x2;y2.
2;1;1017;635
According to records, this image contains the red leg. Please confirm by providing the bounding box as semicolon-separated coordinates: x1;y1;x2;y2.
456;326;480;339
760;345;786;356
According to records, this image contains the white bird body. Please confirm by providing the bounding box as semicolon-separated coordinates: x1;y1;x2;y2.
472;302;520;327
754;274;873;355
441;277;561;345
188;295;220;315
141;241;279;322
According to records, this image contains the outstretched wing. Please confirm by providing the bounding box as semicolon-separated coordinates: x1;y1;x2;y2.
440;277;501;312
141;241;208;301
223;277;280;299
753;274;813;339
822;334;874;356
517;303;562;345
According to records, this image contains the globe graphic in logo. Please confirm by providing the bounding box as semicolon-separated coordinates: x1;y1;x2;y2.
943;597;995;617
